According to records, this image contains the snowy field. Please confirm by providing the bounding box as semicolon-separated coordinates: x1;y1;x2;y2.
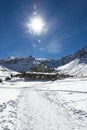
0;77;87;130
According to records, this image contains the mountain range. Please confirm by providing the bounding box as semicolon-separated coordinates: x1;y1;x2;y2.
0;46;87;77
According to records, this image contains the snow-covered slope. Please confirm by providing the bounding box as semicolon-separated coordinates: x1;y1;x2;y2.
0;65;18;80
57;59;87;77
54;46;87;77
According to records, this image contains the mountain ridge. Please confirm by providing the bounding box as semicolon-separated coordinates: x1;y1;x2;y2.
0;46;87;77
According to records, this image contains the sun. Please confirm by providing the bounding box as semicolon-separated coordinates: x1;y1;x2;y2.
30;17;44;33
27;16;46;35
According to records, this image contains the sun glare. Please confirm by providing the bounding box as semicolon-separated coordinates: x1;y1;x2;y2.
27;16;46;35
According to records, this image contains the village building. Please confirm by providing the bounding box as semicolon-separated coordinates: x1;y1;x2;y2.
30;63;54;73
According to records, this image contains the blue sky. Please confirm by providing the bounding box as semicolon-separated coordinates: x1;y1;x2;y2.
0;0;87;59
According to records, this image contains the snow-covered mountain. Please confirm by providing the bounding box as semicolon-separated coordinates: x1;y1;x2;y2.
56;46;87;77
0;46;87;76
0;56;39;72
38;46;87;69
57;58;87;77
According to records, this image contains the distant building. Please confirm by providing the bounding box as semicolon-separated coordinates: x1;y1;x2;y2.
30;63;54;73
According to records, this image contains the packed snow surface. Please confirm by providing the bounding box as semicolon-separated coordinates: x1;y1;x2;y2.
0;77;87;130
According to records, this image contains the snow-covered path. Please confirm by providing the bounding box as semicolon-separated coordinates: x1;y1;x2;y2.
16;89;83;130
17;90;60;130
0;78;87;130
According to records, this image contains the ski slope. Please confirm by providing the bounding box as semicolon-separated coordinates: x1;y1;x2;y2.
0;77;87;130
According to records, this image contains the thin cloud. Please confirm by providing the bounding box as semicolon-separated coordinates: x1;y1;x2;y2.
32;44;37;47
39;40;62;54
47;42;61;54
